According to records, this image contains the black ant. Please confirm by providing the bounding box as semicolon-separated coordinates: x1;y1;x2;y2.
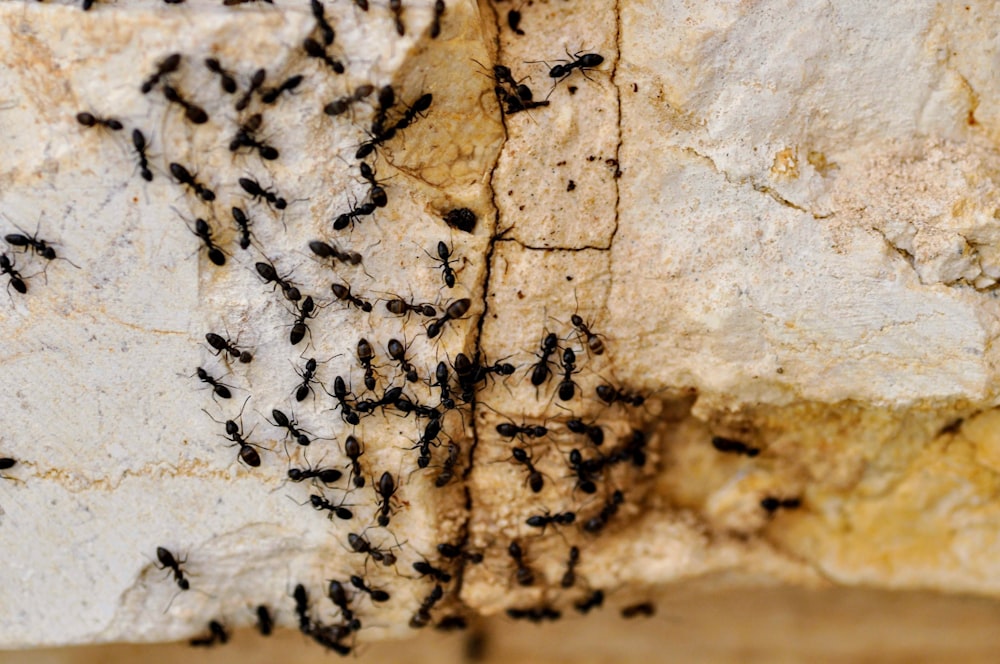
561;546;580;588
394;393;443;421
508;606;562;623
374;470;397;526
310;0;336;45
761;496;801;513
344;435;365;487
510;446;544;493
429;241;457;288
385;298;436;318
566;418;604;446
195;366;232;399
239;176;287;210
528;332;559;387
303;37;344;73
355;127;396;160
409;584;444;628
156;546;190;590
330;376;360;426
347;531;400;566
141;53;181;94
507;541;534;586
437;541;483;564
430;0;445;38
190;620;228;647
544;50;605;83
332;282;373;312
426;298;471;339
293;356;320;401
75;111;123;131
712;436;760;457
333;199;377;231
188;218;226;266
595;383;644;406
583;490;623;533
606;429;648;468
574;589;604;614
170;163;215;202
571;312;605;355
256;605;274;636
372;84;395;135
255;260;301;302
557;347;579;401
229;114;279;160
268;408;311;447
393;92;433;131
350;575;389;602
355;385;403;415
442;207;476;233
307;623;353;654
435;441;460;487
261;74;304;104
231;207;254;250
495;419;547;440
0;256;36;298
288;458;343;485
309;239;363;266
430;361;455;409
387;338;418;383
309;492;353;520
4;220;58;261
324;84;374;117
131;129;154;182
327;579;357;623
357;338;378;390
206;332;252;363
568;448;603;494
525;509;575;533
293;584;311;633
621;602;655;619
412;559;451;584
206;398;263;467
389;0;404;35
162;85;208;124
507;9;523;35
290;297;317;347
204;57;237;94
235;68;266;112
359;162;388;208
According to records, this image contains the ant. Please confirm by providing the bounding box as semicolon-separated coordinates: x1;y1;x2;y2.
0;256;32;296
437;541;483;564
571;312;605;355
309;492;353;520
528;332;559;387
206;398;263;467
525;509;576;533
557;347;579;401
268;408;311;447
256;605;274;636
156;546;190;590
620;602;655;619
429;241;457;288
761;496;801;513
359;162;388;208
293;584;311;633
409;584;444;628
357;338;378;390
371;84;395;135
374;470;397;526
189;218;226;266
206;332;252;363
303;37;345;74
495;419;547;441
261;74;304;104
583;490;624;533
309;239;362;266
426;298;471;338
195;366;232;399
324;84;374;117
350;575;389;602
355;385;403;415
566;418;604;446
290;297;317;347
231;207;254;250
170;163;215;202
412;559;451;583
507;541;534;586
333;199;377;231
430;361;455;409
327;579;358;624
387;338;418;382
344;435;365;487
355;126;396;160
330;376;361;426
293;356;320;401
75;111;123;131
239;176;287;210
189;620;229;647
131;129;154;181
606;429;648;468
561;545;580;588
443;207;476;233
288;459;343;485
331;282;373;312
543;50;605;83
392;92;433;131
574;589;604;614
310;0;336;45
162;85;208;124
507;9;523;35
509;446;544;493
255;260;301;302
430;0;445;39
435;441;460;487
141;53;181;94
568;448;603;494
507;605;562;623
385;298;436;318
711;436;760;457
235;68;266;112
204;58;237;94
4;220;58;261
229;114;279;160
389;0;405;35
347;531;400;566
596;383;645;407
307;623;352;654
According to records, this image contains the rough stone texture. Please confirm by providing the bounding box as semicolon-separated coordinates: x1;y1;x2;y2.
2;0;1000;654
